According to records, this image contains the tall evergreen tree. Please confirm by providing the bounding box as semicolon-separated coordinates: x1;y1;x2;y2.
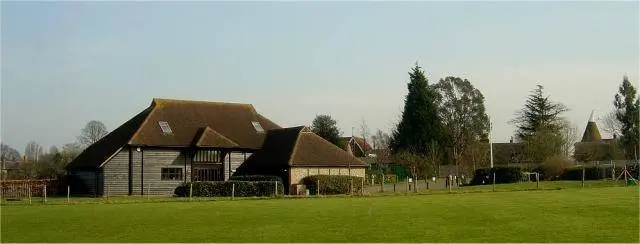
613;76;640;159
390;64;445;155
311;114;342;146
512;85;568;140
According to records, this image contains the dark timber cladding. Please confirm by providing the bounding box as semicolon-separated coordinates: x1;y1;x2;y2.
65;98;281;196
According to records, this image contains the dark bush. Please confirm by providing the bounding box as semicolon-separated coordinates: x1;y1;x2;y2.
471;167;522;185
537;155;574;180
229;175;283;182
560;166;636;181
174;181;284;197
300;175;364;195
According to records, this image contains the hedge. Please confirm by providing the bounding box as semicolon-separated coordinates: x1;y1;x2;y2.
300;175;364;195
229;175;283;182
470;167;522;185
174;181;284;197
560;165;639;181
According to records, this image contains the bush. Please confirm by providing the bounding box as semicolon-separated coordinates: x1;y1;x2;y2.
229;175;283;182
174;181;284;197
471;167;522;185
537;155;574;180
300;175;364;195
560;165;637;181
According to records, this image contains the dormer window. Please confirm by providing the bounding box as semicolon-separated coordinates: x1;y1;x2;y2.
158;121;173;135
251;121;264;133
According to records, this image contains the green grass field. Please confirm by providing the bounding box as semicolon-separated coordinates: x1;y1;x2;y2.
1;185;638;243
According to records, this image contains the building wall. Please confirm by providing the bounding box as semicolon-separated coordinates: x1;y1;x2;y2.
98;148;255;196
224;152;251;180
70;170;98;196
138;149;188;196
289;167;366;186
102;149;129;196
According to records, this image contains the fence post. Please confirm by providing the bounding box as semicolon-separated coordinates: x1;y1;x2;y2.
43;184;47;203
67;185;70;203
379;173;384;193
393;183;396;192
316;179;320;196
492;172;496;192
189;182;193;201
232;183;235;200
350;178;353;195
147;184;151;200
28;185;32;204
274;181;278;196
361;178;364;195
581;167;585;188
536;172;540;189
448;175;452;193
406;178;409;193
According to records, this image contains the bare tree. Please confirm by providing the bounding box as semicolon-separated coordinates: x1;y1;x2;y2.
371;129;391;150
24;141;43;162
359;117;371;154
1;144;21;161
49;146;59;155
599;111;622;137
559;119;579;159
78;120;109;147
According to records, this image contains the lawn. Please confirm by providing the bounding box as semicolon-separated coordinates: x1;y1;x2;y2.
1;186;638;243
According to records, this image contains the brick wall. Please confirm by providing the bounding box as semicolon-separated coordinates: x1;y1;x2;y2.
289;167;366;186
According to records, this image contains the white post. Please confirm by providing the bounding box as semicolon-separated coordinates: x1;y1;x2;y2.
43;184;47;203
67;185;70;203
489;119;494;169
28;185;32;204
232;183;235;200
489;119;496;191
189;182;193;200
147;183;150;200
274;181;278;196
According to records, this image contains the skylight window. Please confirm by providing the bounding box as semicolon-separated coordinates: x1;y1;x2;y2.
251;121;264;133
158;121;173;135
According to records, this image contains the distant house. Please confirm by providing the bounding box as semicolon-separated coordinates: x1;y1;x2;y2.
574;112;622;162
339;136;372;158
492;138;526;165
1;161;20;179
235;126;365;194
66;98;365;196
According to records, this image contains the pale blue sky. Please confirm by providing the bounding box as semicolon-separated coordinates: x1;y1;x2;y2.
1;1;638;153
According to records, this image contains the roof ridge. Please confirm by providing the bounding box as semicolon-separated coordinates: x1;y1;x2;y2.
128;104;158;145
286;126;306;166
152;98;255;108
195;126;239;147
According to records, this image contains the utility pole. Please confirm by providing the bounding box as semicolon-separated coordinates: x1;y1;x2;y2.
489;118;495;191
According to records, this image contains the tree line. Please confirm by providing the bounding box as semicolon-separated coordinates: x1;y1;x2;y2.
311;64;639;180
1;120;109;180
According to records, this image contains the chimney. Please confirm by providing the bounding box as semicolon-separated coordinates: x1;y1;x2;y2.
613;134;617;139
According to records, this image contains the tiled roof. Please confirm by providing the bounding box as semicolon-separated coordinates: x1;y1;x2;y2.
66;98;280;169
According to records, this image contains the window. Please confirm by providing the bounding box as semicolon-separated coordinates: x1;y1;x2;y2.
193;149;220;163
158;121;173;135
251;121;264;133
161;168;183;181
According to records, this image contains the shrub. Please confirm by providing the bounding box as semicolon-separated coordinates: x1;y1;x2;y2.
300;175;364;195
174;181;284;197
229;175;283;182
537;155;574;180
560;165;636;181
471;167;522;185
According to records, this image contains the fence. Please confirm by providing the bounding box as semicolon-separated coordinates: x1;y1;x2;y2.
0;179;58;200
